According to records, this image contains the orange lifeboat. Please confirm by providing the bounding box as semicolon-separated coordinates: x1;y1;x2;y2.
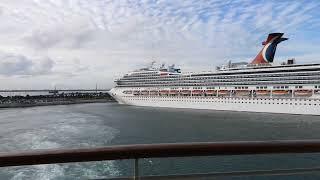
256;90;270;96
218;90;229;96
149;90;159;95
272;90;290;96
235;90;250;96
205;90;216;95
159;90;169;95
140;90;149;95
181;90;191;95
294;90;312;96
192;90;203;95
169;90;179;95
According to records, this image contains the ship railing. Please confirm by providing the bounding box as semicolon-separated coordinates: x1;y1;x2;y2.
2;140;320;179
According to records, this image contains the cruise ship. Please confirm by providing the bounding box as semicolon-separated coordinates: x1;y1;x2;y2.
110;33;320;115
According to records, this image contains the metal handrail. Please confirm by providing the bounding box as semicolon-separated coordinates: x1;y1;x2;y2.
1;140;320;167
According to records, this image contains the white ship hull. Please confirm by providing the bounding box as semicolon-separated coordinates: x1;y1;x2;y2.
110;88;320;115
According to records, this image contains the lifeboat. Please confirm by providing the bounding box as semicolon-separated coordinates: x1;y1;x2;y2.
205;90;216;95
133;91;140;95
169;90;179;95
218;90;229;96
256;90;270;96
294;90;312;96
159;90;169;95
272;90;290;96
149;90;159;95
192;90;203;95
159;72;168;76
122;90;132;94
181;90;191;95
235;90;250;96
140;90;149;95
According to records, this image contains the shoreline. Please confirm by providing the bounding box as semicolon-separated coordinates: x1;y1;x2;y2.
0;99;116;109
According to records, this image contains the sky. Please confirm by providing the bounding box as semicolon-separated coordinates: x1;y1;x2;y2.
0;0;319;89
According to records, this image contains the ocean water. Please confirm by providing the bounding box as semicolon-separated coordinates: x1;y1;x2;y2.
0;103;320;179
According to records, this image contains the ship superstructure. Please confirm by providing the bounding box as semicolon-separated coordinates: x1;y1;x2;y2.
110;33;320;115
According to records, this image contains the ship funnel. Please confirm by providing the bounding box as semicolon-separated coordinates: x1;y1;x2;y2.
251;33;288;64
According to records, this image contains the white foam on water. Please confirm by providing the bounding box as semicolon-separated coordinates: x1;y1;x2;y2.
11;165;65;180
0;106;120;179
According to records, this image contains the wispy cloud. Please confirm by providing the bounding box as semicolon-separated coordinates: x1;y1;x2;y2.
0;52;54;76
0;0;319;88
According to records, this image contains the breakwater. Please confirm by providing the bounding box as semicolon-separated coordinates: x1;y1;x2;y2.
0;92;115;108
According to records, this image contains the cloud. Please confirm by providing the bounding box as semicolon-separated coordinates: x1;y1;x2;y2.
0;53;54;76
0;0;319;89
23;19;95;50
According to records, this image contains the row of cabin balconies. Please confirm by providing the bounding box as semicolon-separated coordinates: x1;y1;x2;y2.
117;79;320;87
125;89;320;98
118;75;320;84
120;72;320;81
116;80;320;87
120;69;320;80
121;85;320;91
